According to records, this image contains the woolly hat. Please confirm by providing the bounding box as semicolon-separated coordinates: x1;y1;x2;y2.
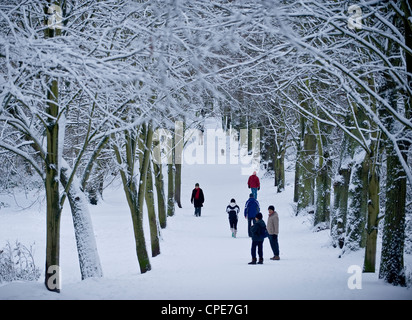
256;212;263;220
268;205;275;211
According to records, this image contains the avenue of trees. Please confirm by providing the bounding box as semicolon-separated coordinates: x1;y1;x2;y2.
0;0;410;291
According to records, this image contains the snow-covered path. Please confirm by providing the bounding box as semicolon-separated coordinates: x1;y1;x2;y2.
0;120;411;300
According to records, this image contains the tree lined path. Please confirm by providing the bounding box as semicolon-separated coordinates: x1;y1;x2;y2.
2;121;410;299
1;1;411;298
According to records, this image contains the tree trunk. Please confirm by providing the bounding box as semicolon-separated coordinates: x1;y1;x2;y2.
153;157;167;229
331;119;353;249
379;145;407;285
44;149;61;292
43;1;63;293
167;163;175;217
134;123;154;273
331;166;351;249
313;119;331;228
296;118;316;215
113;124;153;274
314;152;331;228
274;151;285;193
85;162;105;205
60;162;103;280
174;121;183;208
293;115;304;205
145;159;160;257
167;127;175;217
274;124;286;193
263;129;275;174
174;163;182;208
379;4;411;286
293;151;301;204
128;183;151;274
345;148;368;252
44;77;61;292
82;136;110;205
363;152;380;273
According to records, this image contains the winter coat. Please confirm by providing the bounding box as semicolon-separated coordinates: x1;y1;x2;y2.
226;202;240;220
266;211;279;235
191;188;204;208
244;198;260;219
247;174;260;189
251;219;267;241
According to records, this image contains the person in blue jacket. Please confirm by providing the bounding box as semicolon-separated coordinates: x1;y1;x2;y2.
244;193;260;237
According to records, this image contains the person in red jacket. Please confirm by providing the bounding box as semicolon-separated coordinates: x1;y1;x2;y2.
247;171;260;200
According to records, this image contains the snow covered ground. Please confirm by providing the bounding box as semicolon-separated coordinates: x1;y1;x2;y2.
0;120;411;300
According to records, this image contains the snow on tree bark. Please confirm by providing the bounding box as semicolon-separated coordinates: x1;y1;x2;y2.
113;124;153;274
60;161;103;280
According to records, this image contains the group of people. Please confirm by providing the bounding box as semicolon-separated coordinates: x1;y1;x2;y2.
190;171;280;265
242;196;280;265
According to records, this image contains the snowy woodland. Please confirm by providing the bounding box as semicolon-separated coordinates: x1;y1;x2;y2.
0;0;411;298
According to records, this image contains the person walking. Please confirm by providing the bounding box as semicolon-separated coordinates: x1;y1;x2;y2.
266;205;280;260
191;183;204;217
226;198;240;238
247;171;260;199
248;212;267;265
244;193;260;237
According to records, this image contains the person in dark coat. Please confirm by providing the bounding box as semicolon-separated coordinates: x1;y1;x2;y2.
244;193;260;237
248;212;267;265
191;183;204;217
226;198;240;238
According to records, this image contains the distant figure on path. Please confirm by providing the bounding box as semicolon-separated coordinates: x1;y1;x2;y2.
247;171;260;199
248;212;266;265
191;183;204;217
244;193;260;237
226;198;240;238
266;205;280;260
